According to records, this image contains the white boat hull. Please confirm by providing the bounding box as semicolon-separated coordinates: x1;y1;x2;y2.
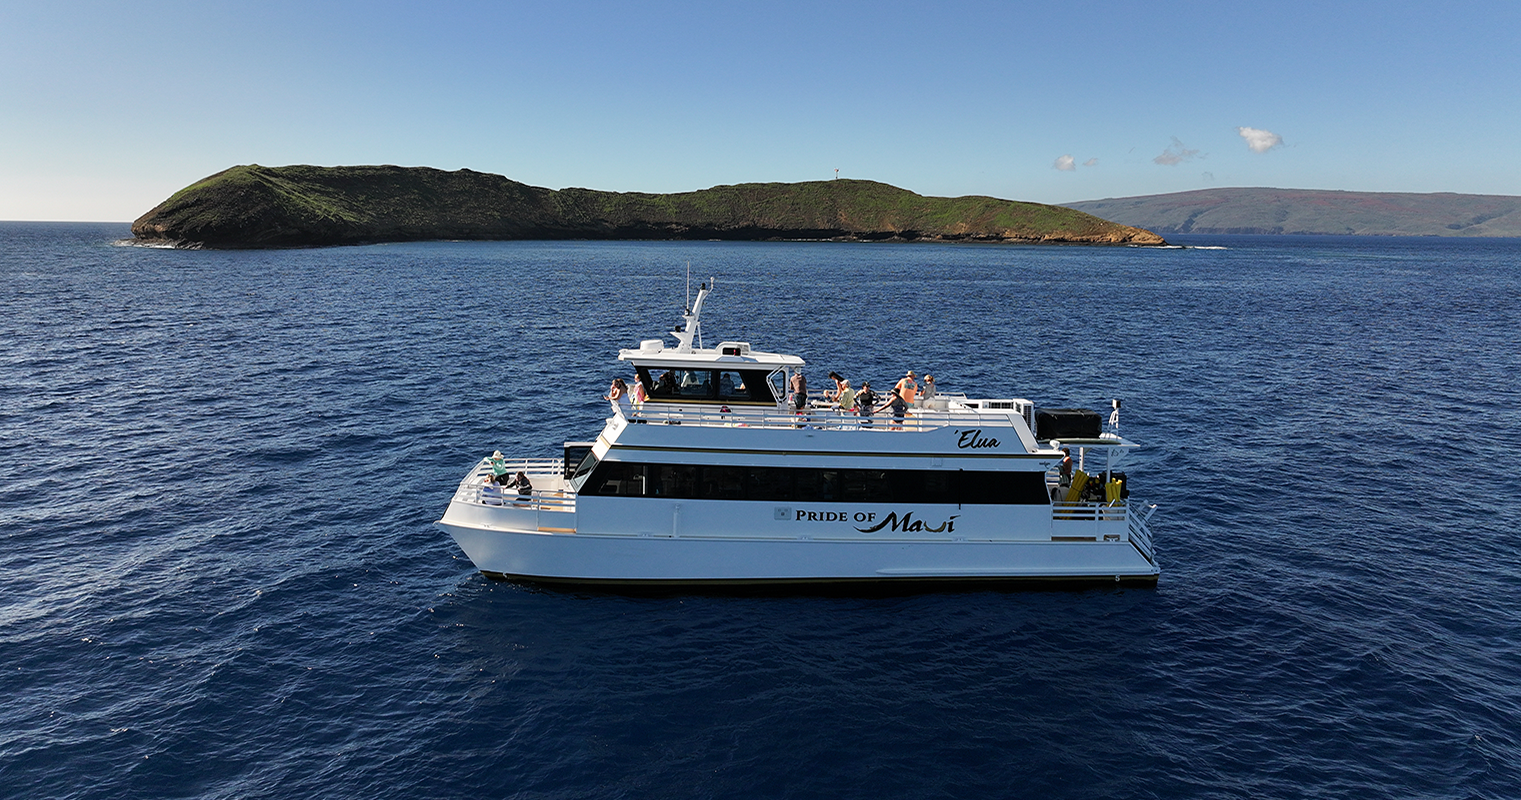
438;497;1158;586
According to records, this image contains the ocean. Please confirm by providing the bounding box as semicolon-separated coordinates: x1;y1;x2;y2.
2;223;1518;799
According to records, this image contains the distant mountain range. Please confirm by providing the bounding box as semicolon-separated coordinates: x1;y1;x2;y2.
130;165;1164;248
1063;188;1521;237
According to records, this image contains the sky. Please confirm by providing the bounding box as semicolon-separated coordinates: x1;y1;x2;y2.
3;0;1519;221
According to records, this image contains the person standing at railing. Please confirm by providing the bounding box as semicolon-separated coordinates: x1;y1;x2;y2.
1058;447;1073;488
895;371;919;407
605;377;631;417
629;373;647;410
790;369;808;412
919;375;937;408
489;450;510;485
876;387;909;430
856;381;878;427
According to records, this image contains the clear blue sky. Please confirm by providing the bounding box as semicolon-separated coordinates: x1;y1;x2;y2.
4;0;1518;221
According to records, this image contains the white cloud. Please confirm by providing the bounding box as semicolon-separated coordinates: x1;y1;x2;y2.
1238;126;1284;153
1053;154;1076;171
1083;157;1099;167
1154;137;1201;166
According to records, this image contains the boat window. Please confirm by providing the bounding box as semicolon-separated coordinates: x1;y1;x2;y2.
584;460;645;497
700;466;745;500
747;465;795;501
672;369;713;398
647;369;679;398
716;371;751;402
766;369;786;403
578;463;1050;505
653;464;698;497
795;469;838;502
568;452;600;492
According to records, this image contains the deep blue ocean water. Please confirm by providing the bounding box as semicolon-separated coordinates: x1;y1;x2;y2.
3;223;1519;799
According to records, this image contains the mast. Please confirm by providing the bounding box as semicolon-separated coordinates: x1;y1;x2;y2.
671;278;713;353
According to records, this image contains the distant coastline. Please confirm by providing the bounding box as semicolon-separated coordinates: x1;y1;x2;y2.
1064;188;1521;237
129;165;1167;249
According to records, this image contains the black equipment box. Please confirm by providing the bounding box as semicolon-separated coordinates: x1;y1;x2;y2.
1035;408;1101;440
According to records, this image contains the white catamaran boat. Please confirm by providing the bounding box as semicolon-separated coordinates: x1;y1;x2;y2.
437;281;1159;587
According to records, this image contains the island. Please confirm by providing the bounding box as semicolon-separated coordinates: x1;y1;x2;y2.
130;165;1166;249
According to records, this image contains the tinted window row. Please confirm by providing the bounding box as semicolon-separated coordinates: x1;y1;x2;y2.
636;367;780;403
579;460;1050;505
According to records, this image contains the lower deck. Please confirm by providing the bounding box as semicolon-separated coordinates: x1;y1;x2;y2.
439;457;1158;583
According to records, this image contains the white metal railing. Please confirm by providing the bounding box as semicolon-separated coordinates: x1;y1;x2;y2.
620;400;1023;432
1128;507;1157;563
1050;501;1130;522
458;457;576;514
469;483;577;514
1048;500;1157;563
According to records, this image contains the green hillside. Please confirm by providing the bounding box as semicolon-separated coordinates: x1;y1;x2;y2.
131;165;1165;248
1064;187;1521;236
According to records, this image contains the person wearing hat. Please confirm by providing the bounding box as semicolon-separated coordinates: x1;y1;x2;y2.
855;381;878;427
894;371;919;406
489;451;510;484
875;387;910;430
920;375;937;408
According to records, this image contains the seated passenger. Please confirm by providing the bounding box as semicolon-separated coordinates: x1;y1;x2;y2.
481;479;505;506
654;370;676;396
505;471;533;505
505;470;533;494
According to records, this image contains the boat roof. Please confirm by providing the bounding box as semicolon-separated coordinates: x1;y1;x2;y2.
617;343;804;370
618;279;804;369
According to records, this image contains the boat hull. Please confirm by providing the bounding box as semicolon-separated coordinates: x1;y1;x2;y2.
437;517;1159;586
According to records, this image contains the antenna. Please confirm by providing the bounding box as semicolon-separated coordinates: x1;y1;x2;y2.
684;262;692;312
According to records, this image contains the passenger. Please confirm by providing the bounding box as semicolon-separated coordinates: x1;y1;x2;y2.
1058;447;1073;487
605;377;631;416
503;470;534;505
480;478;505;506
894;371;919;406
856;381;878;427
790;369;808;412
822;371;845;403
920;375;937;408
629;374;648;408
876;387;909;430
489;450;510;484
654;370;676;397
836;379;857;413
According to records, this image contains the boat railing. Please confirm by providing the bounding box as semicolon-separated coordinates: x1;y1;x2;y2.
1049;500;1158;564
467;484;577;514
1128;508;1157;564
457;457;576;514
1050;501;1130;523
621;401;1022;432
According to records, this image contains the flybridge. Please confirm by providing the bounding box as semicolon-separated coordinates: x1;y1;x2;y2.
619;279;805;368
